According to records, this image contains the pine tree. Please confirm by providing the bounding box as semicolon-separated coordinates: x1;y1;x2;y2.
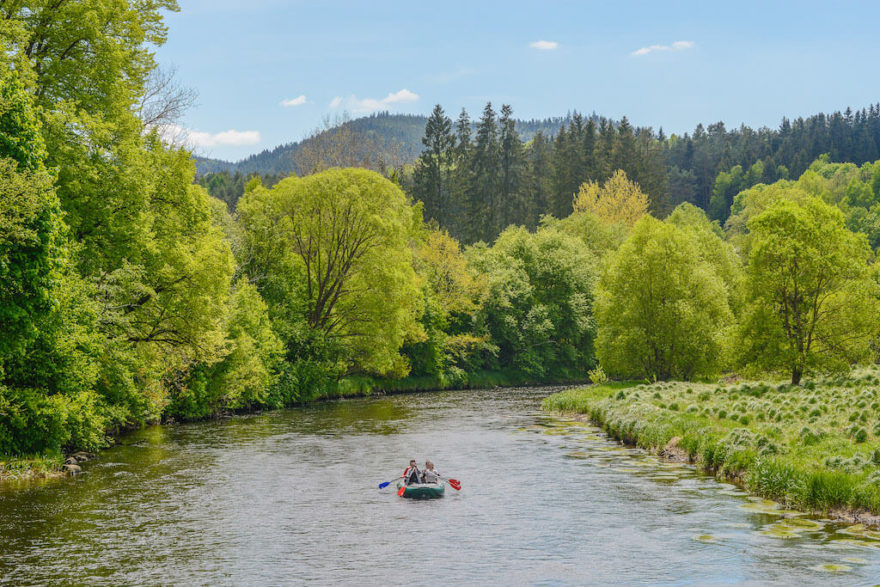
498;104;524;228
597;118;616;178
612;116;638;176
524;131;553;227
551;124;572;217
581;118;598;183
449;108;473;240
413;104;454;225
468;102;500;241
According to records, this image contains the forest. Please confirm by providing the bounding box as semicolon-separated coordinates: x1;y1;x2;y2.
4;0;880;466
200;100;880;245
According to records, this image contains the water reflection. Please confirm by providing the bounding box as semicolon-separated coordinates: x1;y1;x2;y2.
1;387;880;584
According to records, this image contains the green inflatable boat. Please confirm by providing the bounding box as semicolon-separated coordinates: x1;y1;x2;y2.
396;479;445;499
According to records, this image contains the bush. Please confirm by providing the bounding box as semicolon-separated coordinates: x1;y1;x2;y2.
0;386;106;455
589;366;608;384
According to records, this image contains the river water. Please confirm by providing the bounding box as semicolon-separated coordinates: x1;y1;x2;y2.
2;386;880;585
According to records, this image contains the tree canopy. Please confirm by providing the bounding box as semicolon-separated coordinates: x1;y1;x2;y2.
739;196;880;384
596;215;734;380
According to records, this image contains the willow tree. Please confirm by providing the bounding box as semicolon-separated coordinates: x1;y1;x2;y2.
239;168;422;376
739;196;880;384
596;215;733;380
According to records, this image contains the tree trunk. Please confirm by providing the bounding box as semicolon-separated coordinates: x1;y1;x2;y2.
791;366;802;386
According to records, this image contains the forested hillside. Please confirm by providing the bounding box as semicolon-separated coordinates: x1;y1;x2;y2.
200;103;880;241
410;103;880;243
195;112;576;177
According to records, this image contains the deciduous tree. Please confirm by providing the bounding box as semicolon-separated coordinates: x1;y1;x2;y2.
739;196;880;384
596;216;733;380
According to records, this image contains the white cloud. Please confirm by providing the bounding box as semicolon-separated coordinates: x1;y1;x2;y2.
632;40;695;56
281;95;307;107
161;124;261;148
529;40;559;51
329;88;420;113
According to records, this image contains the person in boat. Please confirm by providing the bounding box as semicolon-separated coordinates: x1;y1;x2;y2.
421;460;440;484
403;459;421;485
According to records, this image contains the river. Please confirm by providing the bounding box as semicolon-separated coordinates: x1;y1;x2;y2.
1;386;880;585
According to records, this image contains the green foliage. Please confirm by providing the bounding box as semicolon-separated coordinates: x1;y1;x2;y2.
467;225;597;377
739;195;880;384
596;215;734;380
0;72;47;171
238;168;423;382
0;387;106;455
11;0;880;469
0;158;67;362
165;280;282;420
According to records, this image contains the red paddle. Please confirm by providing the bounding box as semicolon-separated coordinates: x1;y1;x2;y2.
446;478;461;491
397;485;406;496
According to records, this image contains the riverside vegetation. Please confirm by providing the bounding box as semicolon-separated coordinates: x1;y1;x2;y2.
543;371;880;521
4;1;880;506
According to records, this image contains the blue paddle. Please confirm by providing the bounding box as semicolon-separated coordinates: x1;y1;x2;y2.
379;477;402;489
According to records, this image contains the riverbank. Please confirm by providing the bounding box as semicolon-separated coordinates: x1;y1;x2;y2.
340;369;587;396
543;371;880;525
0;451;97;482
0;455;64;482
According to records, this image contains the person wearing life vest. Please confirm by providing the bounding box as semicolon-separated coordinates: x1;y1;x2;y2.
403;459;421;485
422;460;440;484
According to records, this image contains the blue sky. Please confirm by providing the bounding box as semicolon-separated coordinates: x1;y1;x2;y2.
155;0;880;161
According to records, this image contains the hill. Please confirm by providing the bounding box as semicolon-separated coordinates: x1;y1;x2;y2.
194;111;576;176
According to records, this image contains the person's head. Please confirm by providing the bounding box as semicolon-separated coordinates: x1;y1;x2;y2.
409;459;417;468
425;460;433;470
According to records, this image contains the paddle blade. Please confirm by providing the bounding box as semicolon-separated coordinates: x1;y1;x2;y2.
448;479;461;491
379;481;391;489
397;485;406;496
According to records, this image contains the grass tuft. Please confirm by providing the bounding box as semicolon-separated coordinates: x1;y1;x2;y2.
542;368;880;516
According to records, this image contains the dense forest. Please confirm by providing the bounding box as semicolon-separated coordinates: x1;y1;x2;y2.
410;102;880;243
3;0;880;464
200;102;880;244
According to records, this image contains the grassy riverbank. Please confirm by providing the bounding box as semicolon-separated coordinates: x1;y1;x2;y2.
543;371;880;520
0;455;65;481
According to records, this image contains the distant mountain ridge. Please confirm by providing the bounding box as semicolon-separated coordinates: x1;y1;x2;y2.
194;111;579;176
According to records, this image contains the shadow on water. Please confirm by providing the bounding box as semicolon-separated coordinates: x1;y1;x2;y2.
2;386;880;585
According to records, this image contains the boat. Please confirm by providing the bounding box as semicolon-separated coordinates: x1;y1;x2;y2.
396;479;445;499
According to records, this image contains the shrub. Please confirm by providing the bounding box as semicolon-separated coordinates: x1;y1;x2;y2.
589;366;608;385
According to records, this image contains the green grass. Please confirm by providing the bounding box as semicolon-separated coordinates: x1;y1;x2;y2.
543;368;880;516
0;454;64;480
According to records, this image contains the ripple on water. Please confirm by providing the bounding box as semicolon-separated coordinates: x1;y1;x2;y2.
4;386;880;585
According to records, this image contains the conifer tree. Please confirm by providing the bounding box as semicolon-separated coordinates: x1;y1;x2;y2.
551;124;572;217
413;104;454;226
468;102;500;241
524;131;553;227
498;104;524;228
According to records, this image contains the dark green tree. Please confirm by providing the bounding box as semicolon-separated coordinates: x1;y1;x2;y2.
468;103;500;242
413;104;455;226
498;104;525;228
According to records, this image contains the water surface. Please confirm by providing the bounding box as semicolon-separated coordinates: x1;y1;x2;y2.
2;386;880;584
